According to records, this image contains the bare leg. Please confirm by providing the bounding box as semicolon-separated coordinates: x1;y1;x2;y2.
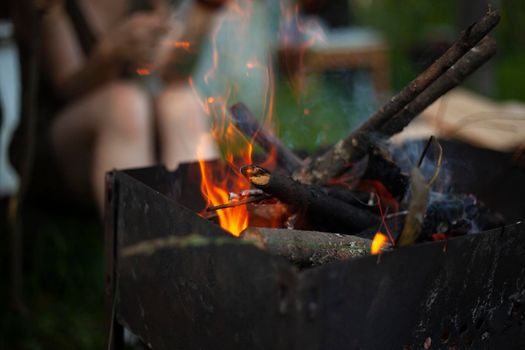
156;83;218;170
51;81;154;211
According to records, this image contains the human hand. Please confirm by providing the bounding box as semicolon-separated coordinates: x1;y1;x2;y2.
98;4;169;70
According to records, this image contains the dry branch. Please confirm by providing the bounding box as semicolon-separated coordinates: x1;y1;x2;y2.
293;35;497;185
356;8;499;134
379;37;497;136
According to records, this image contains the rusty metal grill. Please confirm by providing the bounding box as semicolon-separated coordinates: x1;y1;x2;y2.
105;141;525;350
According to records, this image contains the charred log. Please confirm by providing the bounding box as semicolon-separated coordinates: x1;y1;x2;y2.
360;152;409;200
322;187;377;211
240;165;379;234
230;103;303;173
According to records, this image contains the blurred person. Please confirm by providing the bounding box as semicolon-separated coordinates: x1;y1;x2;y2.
40;0;226;212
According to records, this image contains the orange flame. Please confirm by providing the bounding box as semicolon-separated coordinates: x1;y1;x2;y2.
371;232;388;255
193;2;287;236
198;158;249;237
197;121;253;236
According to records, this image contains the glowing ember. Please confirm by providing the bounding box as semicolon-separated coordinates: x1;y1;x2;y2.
162;40;191;49
175;41;191;49
371;232;388;255
135;68;151;76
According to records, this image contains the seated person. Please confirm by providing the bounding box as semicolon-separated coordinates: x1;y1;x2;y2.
40;0;225;212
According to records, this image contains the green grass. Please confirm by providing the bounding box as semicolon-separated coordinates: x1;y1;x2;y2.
0;210;105;350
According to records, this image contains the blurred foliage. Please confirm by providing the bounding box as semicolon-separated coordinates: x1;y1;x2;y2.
0;210;105;349
274;70;378;152
353;0;457;90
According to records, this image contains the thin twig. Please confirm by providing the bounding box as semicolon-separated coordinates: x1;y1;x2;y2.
374;194;395;246
417;135;435;167
386;210;409;219
206;194;273;212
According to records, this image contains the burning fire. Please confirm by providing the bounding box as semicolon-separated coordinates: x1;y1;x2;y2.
193;1;313;236
371;232;388;255
198;127;253;237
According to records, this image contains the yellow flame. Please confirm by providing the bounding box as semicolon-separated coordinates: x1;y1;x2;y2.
197;133;251;236
371;232;388;255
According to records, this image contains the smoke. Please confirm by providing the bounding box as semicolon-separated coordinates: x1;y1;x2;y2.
390;138;453;195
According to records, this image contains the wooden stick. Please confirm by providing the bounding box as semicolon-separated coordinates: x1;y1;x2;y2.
379;37;497;136
241;165;379;234
293;35;497;185
230;103;303;173
241;227;375;267
206;194;272;212
357;8;499;134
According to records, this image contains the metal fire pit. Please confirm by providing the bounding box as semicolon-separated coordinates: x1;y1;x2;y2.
105;141;525;350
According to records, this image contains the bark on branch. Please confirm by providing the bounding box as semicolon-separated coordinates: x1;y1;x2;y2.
357;8;499;134
379;36;497;136
241;227;374;267
293;34;497;185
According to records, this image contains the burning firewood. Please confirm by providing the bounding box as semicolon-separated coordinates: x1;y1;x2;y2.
355;151;409;201
206;10;502;251
240;165;379;234
230;103;303;173
240;227;379;267
293;9;500;185
234;32;498;242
